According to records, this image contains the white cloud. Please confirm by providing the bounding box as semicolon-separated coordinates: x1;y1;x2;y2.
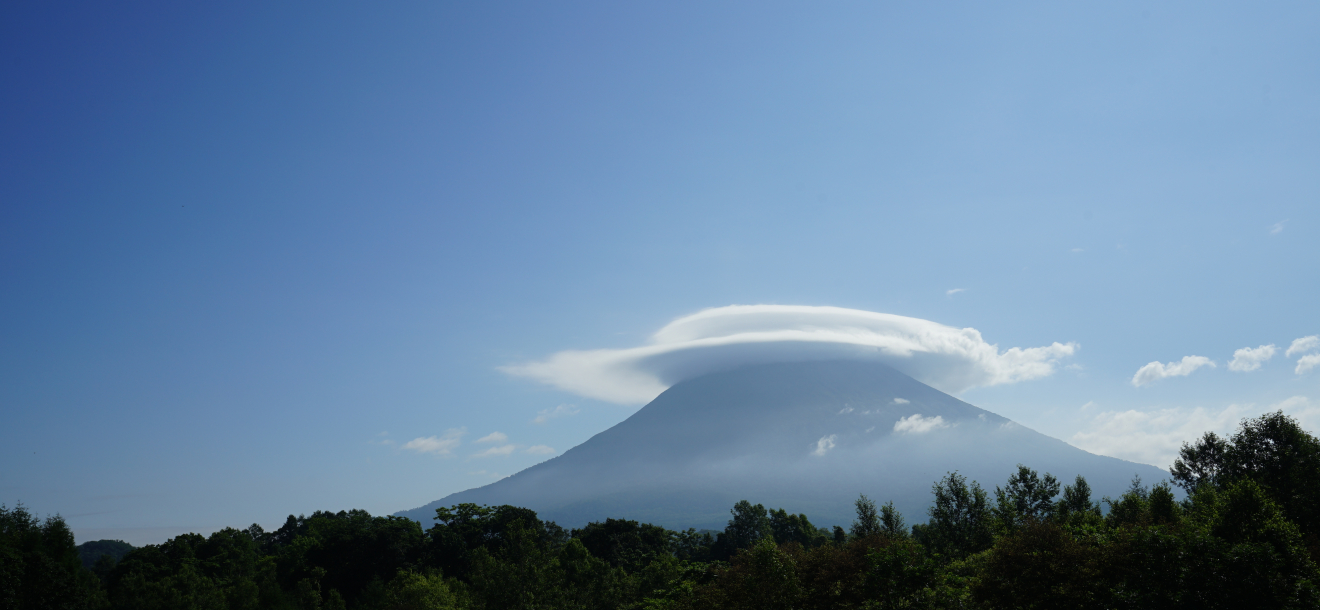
502;305;1078;404
1299;354;1320;375
839;407;854;414
893;414;948;434
472;444;517;458
892;398;910;405
532;404;580;425
1271;220;1288;235
812;434;837;456
1287;336;1319;358
1071;396;1315;467
402;428;466;456
476;431;508;444
946;288;966;296
1131;356;1215;387
1229;345;1276;372
525;445;556;455
1070;248;1084;253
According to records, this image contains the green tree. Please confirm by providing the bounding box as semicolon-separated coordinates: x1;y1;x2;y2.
850;495;881;540
991;464;1060;531
1171;431;1230;492
918;472;993;559
878;502;908;540
716;501;771;558
0;503;105;610
571;518;670;573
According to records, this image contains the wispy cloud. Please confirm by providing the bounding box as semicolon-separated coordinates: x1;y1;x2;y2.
1299;354;1320;375
839;407;854;414
1271;220;1288;235
1131;356;1215;387
1070;248;1084;253
525;445;556;455
893;414;948;434
892;397;909;405
1228;345;1276;372
402;428;466;456
471;444;517;458
1287;336;1319;358
475;432;508;444
502;305;1077;404
532;404;580;425
946;288;966;296
1071;396;1314;467
812;434;837;456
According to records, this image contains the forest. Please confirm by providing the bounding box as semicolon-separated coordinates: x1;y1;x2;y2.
4;410;1319;610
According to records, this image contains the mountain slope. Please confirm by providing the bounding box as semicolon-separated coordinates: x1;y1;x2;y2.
398;360;1166;529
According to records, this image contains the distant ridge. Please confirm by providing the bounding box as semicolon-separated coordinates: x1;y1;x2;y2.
398;360;1166;529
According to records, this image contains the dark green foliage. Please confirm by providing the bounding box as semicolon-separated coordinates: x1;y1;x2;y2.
670;529;716;562
0;503;105;610
426;504;557;582
877;501;907;540
1171;431;1230;492
1054;475;1102;528
17;411;1320;608
917;471;993;559
713;501;771;559
1172;411;1320;539
992;464;1060;531
849;495;881;540
767;509;826;548
77;540;135;571
571;518;670;572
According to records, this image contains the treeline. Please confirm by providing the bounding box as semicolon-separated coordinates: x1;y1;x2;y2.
6;410;1320;609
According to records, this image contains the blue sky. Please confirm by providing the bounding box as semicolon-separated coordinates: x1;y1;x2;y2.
2;1;1317;545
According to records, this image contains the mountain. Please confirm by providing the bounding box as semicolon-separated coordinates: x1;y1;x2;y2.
397;360;1168;529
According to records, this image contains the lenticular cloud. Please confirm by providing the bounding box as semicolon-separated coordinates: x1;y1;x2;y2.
501;305;1077;404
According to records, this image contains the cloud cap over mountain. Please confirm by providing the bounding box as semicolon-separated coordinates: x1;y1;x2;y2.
502;305;1077;404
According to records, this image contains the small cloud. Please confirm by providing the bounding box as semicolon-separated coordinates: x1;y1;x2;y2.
402;428;466;456
1080;401;1097;411
1287;336;1319;358
892;397;910;405
472;444;517;458
865;426;875;433
1299;354;1320;375
946;288;966;296
812;434;838;456
1065;363;1084;371
1271;220;1288;235
894;414;948;434
524;445;556;455
476;432;508;444
532;404;580;425
839;407;854;414
1131;356;1216;387
1070;248;1084;253
1229;345;1276;372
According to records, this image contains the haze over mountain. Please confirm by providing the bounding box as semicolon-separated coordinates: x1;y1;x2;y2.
398;360;1168;529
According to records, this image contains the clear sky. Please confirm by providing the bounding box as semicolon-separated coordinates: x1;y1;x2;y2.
2;1;1317;546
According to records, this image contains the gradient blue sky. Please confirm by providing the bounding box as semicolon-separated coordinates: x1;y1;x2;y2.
2;1;1317;545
